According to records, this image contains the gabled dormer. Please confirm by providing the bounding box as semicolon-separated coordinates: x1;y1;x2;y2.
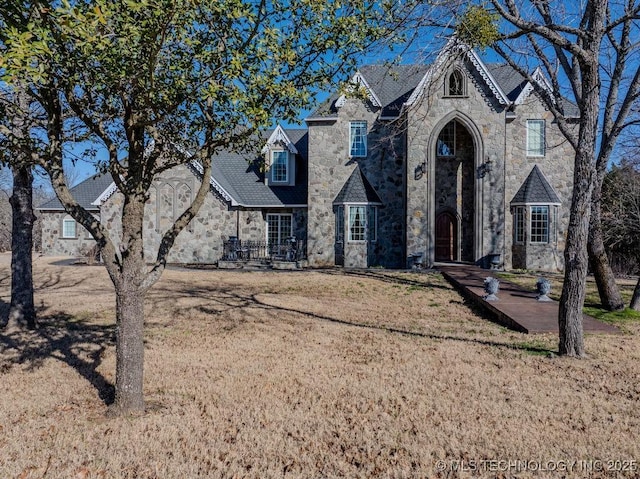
261;125;298;187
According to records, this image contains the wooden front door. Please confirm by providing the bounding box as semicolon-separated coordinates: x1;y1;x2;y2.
435;212;457;261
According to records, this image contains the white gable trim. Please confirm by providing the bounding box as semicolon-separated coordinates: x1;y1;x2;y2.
406;38;511;108
514;66;553;105
261;124;299;154
188;160;239;207
335;71;382;109
91;181;118;206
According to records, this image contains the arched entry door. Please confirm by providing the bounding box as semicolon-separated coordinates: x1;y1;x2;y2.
435;211;458;261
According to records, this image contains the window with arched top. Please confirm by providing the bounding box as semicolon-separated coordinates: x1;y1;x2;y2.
446;69;466;97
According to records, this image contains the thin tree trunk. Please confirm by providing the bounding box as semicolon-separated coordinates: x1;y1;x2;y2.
588;170;625;311
631;277;640;311
6;166;36;330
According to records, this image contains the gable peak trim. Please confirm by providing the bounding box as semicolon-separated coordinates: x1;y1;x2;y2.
406;38;511;108
335;71;382;109
514;66;553;105
261;124;299;154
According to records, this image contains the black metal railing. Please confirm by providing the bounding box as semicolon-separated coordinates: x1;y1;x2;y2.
221;237;306;262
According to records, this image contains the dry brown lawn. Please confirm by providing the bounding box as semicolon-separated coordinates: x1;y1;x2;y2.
1;254;639;479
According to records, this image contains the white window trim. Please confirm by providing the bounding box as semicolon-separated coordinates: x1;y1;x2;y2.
347;204;368;243
349;121;367;158
270;150;289;184
526;119;546;157
62;217;77;239
529;205;550;244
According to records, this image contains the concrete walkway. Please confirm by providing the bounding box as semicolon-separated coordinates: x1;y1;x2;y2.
438;264;620;334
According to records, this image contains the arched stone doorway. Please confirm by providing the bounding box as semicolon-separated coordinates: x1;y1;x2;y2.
431;117;479;263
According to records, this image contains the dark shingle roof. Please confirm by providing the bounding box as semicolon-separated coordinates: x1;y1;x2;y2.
486;63;527;102
211;129;308;207
38;173;113;211
310;60;580;119
510;165;561;205
359;65;430;117
333;166;382;205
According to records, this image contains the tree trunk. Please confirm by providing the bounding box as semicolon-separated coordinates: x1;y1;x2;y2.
6;165;36;330
111;281;146;414
631;277;640;311
588;167;625;311
108;190;148;415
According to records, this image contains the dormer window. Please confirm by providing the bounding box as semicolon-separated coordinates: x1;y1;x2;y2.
271;151;289;183
262;125;297;186
446;69;466;97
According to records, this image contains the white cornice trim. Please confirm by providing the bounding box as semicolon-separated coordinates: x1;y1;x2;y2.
91;181;118;206
261;124;298;154
189;160;238;207
335;71;382;109
514;66;553;105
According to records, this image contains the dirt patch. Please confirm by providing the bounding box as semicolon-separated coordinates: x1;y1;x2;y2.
1;257;639;478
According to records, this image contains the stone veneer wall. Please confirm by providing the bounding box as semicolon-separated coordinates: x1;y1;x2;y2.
40;211;98;256
307;101;406;268
99;164;307;264
405;58;508;268
503;95;573;272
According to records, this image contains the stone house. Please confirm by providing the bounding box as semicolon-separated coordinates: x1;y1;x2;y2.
38;41;576;271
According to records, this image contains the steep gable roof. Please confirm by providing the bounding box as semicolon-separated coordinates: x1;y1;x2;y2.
510;165;561;205
333;166;383;205
37;173;113;211
308;40;580;121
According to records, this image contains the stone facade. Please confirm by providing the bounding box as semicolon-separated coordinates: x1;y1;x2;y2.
307;52;574;271
40;45;575;272
307;102;407;268
40;211;98;257
98;164;307;264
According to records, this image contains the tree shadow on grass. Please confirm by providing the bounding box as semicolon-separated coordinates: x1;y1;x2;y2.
151;279;554;356
0;300;116;405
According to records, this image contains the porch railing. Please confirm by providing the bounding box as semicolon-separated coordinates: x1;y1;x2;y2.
221;237;306;262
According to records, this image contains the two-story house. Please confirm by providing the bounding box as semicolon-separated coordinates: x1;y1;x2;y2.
39;41;576;271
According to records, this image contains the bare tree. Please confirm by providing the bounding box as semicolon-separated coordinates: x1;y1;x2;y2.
478;0;640;355
601;160;640;309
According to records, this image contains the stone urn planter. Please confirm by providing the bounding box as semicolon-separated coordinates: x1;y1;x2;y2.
536;277;552;301
487;253;501;270
483;277;500;301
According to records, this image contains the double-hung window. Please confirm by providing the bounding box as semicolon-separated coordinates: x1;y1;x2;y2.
348;206;366;241
271;151;288;183
526;120;545;157
62;218;77;238
349;121;367;158
529;206;549;243
513;205;550;244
